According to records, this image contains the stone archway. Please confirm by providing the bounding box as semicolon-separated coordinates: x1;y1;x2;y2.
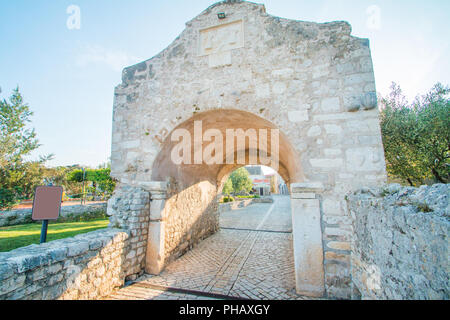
142;109;325;296
108;0;387;299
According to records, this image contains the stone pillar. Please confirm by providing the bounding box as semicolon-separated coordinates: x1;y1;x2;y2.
290;182;325;297
142;182;168;275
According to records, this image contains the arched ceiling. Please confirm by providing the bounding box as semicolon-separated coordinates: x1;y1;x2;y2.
151;109;304;189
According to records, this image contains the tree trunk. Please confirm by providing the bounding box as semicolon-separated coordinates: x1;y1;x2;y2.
431;168;446;184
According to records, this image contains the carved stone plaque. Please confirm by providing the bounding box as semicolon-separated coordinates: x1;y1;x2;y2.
199;20;244;67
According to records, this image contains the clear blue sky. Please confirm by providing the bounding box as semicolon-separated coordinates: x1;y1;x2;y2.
1;0;449;168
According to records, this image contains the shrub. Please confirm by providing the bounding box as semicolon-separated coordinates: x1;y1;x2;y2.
222;196;234;203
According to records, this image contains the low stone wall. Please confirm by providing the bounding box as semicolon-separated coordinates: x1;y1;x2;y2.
253;196;274;203
218;196;274;213
347;183;449;300
0;203;107;227
0;228;133;300
0;186;150;300
218;199;253;213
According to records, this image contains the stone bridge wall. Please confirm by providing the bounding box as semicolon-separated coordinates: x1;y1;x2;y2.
347;184;449;300
0;229;133;300
0;187;150;300
0;203;107;227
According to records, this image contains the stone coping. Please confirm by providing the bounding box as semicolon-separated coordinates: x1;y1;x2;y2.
291;182;325;193
0;228;129;280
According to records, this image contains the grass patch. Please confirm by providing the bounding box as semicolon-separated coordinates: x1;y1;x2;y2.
414;201;433;213
0;219;109;252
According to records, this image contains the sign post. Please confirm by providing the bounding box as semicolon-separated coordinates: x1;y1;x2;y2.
32;186;63;244
40;220;49;243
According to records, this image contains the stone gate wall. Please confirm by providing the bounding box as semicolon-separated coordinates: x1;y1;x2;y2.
109;0;388;299
347;184;449;300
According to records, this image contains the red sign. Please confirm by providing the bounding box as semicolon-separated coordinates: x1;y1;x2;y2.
32;186;63;221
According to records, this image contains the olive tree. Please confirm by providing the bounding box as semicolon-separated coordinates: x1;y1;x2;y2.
380;83;449;186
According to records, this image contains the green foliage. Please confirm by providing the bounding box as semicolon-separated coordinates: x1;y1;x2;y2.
0;88;114;209
236;195;260;199
0;87;39;166
222;177;233;195
0;188;17;209
0;88;52;209
43;166;82;198
67;168;116;194
222;196;234;203
230;167;254;194
222;168;254;196
380;83;450;186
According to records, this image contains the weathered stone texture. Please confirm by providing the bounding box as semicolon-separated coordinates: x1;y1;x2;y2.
107;0;387;299
107;185;150;278
0;203;107;227
0;229;132;300
0;1;394;300
162;181;219;264
348;184;449;300
110;0;385;189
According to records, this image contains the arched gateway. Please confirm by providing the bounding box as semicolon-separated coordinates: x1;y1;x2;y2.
107;0;387;299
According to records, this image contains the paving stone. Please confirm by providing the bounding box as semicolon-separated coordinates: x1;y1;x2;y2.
104;196;317;300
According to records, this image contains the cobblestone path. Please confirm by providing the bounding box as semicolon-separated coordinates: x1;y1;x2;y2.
105;196;313;300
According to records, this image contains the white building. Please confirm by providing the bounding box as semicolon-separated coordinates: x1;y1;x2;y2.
245;166;288;196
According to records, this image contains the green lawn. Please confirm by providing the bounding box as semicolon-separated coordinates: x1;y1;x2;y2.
0;219;109;252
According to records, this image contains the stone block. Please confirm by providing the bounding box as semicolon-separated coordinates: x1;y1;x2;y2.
150;199;166;221
291;198;324;297
327;241;351;251
67;242;90;257
345;147;385;172
145;221;166;275
321;97;341;112
324;124;343;135
310;158;344;168
324;227;352;238
288;110;309;122
0;262;15;281
322;199;342;215
324;148;342;156
0;275;26;296
291;182;324;193
271;68;294;79
307;126;322;137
